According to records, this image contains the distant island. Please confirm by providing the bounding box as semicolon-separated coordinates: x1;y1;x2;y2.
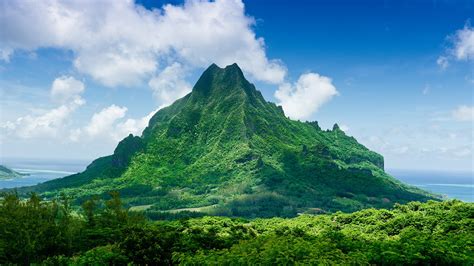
0;165;27;180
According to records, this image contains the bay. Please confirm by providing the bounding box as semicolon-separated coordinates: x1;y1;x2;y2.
0;158;88;189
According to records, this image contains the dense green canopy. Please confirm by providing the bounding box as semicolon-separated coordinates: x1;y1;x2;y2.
0;193;472;265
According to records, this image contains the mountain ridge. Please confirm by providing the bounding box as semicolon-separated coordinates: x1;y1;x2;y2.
0;165;27;180
16;63;436;217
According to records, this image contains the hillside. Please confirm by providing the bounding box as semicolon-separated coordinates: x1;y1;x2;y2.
20;63;436;216
0;165;25;180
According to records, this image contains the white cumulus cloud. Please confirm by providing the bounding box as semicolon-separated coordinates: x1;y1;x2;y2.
1;0;338;125
0;0;286;87
452;24;474;60
71;106;157;142
15;104;80;138
274;73;338;120
1;76;85;138
438;23;474;68
149;63;192;108
113;109;157;140
84;105;128;137
51;76;85;104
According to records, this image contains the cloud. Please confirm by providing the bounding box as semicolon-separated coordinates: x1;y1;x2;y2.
71;106;157;142
84;105;127;137
0;47;12;62
339;124;350;132
1;0;338;120
452;105;474;121
113;109;157;140
1;76;153;143
149;63;192;108
451;24;474;60
436;56;449;70
438;23;474;68
1;76;85;138
361;124;473;166
392;146;409;155
274;73;338;120
1;0;340;128
68;128;82;142
1;98;84;139
0;0;286;87
51;76;85;103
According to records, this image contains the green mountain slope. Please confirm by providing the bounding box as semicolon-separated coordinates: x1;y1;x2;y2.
20;63;436;216
0;165;25;180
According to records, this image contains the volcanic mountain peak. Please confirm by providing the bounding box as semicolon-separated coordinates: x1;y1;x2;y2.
17;63;436;217
191;63;261;101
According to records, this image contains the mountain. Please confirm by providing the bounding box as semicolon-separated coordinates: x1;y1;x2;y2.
20;63;436;217
0;165;26;180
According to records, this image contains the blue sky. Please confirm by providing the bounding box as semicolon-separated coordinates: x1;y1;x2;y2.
0;0;473;172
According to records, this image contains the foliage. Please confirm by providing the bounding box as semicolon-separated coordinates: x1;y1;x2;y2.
12;64;437;216
210;192;297;218
0;192;472;265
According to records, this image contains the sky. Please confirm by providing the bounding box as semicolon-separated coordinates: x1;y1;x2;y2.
0;0;473;172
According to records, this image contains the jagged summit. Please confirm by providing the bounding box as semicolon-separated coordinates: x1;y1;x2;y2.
143;63;275;140
18;63;435;217
193;63;243;92
206;62;244;76
191;63;261;102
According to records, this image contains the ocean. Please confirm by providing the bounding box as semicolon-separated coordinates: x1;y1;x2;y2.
0;159;472;202
0;158;88;189
388;169;473;202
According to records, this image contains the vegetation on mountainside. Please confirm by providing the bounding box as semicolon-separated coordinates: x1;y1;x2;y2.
0;165;26;180
15;64;436;215
0;192;472;265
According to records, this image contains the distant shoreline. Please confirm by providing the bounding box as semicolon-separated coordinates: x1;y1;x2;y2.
13;168;76;175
